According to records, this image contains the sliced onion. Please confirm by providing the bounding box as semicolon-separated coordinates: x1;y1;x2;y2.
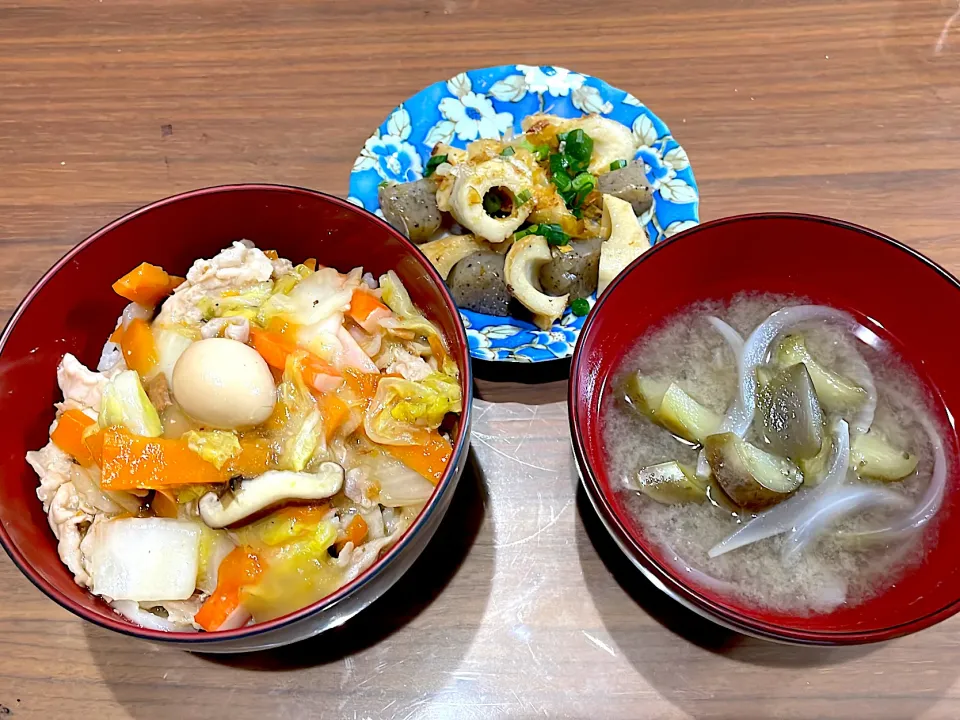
707;316;745;356
111;600;195;632
708;419;850;558
711;317;748;436
846;348;878;436
780;484;911;564
845;410;948;541
696;317;745;479
662;542;738;596
723;305;860;439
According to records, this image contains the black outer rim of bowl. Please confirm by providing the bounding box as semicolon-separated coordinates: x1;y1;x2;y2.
0;183;475;646
569;211;960;646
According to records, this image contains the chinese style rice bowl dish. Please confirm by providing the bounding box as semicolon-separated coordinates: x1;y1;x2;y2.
28;241;462;632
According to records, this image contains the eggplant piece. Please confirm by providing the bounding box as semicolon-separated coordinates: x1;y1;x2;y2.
378;178;442;244
656;383;722;445
447;251;511;316
596;159;653;216
851;431;918;481
775;335;867;413
755;363;824;460
623;374;669;420
538;238;602;299
706;477;741;514
632;461;706;505
799;432;832;485
705;433;804;510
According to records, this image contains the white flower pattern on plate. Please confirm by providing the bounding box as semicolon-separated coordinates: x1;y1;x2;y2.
516;64;585;96
438;92;512;142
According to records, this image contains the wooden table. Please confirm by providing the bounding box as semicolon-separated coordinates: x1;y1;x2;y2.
2;1;959;717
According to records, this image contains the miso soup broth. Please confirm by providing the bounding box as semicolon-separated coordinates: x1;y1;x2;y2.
601;294;948;614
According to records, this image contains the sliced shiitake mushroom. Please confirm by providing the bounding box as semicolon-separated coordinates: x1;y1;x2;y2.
198;463;344;529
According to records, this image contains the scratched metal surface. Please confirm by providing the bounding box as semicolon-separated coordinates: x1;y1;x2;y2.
4;400;960;718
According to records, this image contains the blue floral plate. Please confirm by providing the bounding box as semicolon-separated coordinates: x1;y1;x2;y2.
349;64;699;363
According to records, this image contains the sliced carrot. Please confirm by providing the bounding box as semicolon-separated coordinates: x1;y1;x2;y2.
51;410;97;466
348;289;389;325
109;324;124;344
84;428;106;467
343;368;381;409
120;318;158;377
275;503;330;525
428;334;450;370
263;397;292;435
250;328;339;379
301;356;342;393
224;436;275;478
150;489;180;519
263;250;279;261
302;258;317;272
195;547;263;632
317;393;350;443
265;317;296;337
383;431;453;486
249;327;290;370
99;427;223;491
336;514;368;551
112;262;183;306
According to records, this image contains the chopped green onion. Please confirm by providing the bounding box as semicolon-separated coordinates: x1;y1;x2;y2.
571;207;584;219
513;224;540;240
378;180;389;188
549;152;571;178
571;298;590;316
564;129;594;168
516;189;532;205
533;144;550;161
571;172;596;192
500;146;516;157
424;154;448;177
482;193;503;215
551;170;572;193
571;172;597;206
609;159;628;171
538;223;570;246
548;131;598;210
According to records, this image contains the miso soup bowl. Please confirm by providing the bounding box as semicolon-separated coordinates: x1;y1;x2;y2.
570;213;960;645
0;185;473;653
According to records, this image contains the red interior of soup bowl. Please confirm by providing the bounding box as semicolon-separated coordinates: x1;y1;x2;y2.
0;185;472;644
570;213;960;644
